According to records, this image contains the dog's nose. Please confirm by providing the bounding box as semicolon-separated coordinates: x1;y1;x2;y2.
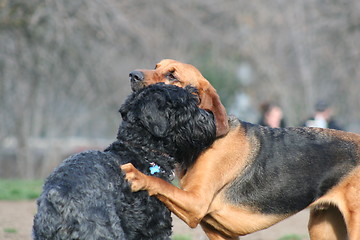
129;71;144;83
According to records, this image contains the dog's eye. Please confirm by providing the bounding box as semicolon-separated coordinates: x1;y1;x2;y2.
166;71;178;82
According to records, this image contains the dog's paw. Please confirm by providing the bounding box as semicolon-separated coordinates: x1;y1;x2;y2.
120;163;147;192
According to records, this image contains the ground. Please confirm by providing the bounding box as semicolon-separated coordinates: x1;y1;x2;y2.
0;200;309;240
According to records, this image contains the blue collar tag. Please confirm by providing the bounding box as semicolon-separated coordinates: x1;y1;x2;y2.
149;164;161;175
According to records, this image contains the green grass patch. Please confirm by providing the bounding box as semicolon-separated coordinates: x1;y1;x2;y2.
0;179;43;200
172;234;192;240
4;228;17;234
277;234;304;240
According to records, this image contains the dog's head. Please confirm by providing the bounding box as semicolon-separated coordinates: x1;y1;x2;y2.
129;59;229;137
119;83;216;167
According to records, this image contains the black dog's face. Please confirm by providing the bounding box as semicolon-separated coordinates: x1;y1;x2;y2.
119;83;216;159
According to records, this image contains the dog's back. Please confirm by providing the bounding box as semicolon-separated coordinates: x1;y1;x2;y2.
33;151;127;240
33;150;172;240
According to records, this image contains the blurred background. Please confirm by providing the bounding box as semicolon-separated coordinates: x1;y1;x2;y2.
1;0;360;180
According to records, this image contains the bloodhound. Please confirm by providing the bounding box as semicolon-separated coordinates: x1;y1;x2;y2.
122;59;360;240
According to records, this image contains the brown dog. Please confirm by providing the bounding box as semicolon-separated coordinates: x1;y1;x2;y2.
123;59;360;240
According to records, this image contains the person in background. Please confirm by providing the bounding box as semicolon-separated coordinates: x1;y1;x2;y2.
303;100;343;130
258;102;286;128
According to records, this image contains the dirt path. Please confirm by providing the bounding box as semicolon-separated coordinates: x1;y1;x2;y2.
0;201;35;240
0;200;309;240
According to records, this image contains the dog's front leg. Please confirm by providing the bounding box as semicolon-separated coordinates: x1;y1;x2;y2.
121;163;214;228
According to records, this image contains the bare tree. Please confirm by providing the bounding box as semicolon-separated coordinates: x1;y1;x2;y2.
0;0;136;178
1;0;360;178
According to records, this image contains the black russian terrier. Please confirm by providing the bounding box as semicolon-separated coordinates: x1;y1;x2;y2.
32;83;216;240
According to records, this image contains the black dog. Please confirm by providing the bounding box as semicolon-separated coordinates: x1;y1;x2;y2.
33;83;216;240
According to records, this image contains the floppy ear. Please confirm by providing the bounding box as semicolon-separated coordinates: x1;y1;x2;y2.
138;97;170;137
119;93;136;121
199;84;229;137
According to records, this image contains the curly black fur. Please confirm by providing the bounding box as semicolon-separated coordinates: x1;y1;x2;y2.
33;83;216;240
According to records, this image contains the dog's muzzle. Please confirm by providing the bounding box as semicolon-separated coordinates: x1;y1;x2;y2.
129;71;145;91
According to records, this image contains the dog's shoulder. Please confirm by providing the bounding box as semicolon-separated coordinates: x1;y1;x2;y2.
44;150;124;193
61;150;120;171
227;115;241;129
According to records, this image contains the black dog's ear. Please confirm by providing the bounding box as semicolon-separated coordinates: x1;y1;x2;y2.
119;104;128;121
138;95;170;137
119;93;137;121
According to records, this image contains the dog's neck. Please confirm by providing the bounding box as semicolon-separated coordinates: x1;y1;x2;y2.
106;139;176;181
119;140;172;159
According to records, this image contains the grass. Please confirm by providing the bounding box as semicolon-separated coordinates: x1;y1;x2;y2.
4;228;17;234
172;234;192;240
277;234;305;240
0;179;43;200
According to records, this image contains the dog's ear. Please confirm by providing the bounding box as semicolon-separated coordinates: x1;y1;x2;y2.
119;104;129;121
138;94;170;137
119;93;137;122
198;84;229;137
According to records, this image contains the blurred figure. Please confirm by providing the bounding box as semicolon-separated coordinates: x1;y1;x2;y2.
303;100;342;130
258;102;286;128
